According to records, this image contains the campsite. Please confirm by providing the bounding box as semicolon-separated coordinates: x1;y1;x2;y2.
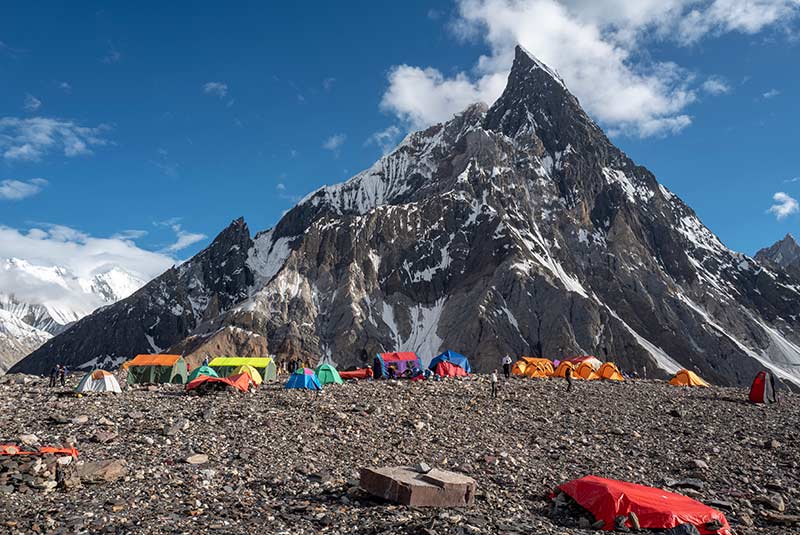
1;359;798;535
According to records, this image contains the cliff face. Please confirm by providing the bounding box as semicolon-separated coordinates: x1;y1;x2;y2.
14;48;800;388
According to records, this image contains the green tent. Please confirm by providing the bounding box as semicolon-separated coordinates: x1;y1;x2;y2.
315;363;343;385
208;357;277;381
125;354;188;385
187;365;219;382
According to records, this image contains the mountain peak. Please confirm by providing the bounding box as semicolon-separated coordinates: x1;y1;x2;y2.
756;233;800;270
512;45;566;89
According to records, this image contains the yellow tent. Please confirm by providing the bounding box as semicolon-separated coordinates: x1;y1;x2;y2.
598;362;625;382
553;361;575;378
668;369;709;387
511;359;529;376
209;357;277;381
575;361;600;380
233;365;263;385
523;358;554;378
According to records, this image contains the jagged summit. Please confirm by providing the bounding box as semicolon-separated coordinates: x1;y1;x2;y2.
12;50;800;388
756;233;800;273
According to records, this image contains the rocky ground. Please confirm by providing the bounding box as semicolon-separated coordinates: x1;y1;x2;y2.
0;374;798;535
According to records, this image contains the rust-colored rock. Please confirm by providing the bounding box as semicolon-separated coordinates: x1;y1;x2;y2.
359;466;476;507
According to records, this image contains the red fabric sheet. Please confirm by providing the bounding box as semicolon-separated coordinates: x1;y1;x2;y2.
749;372;766;403
186;373;251;393
378;352;419;363
558;476;730;534
339;368;373;380
435;361;467;377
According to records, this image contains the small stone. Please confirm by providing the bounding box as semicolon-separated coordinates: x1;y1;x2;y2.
71;415;89;425
690;459;709;470
416;462;432;474
18;434;39;446
185;454;209;465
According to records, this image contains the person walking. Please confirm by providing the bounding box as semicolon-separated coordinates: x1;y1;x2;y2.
490;369;498;398
565;365;573;392
501;355;512;379
58;365;67;387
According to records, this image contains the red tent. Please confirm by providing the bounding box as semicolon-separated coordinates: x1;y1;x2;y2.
435;361;468;377
186;373;252;393
557;476;730;534
339;368;374;380
749;371;777;404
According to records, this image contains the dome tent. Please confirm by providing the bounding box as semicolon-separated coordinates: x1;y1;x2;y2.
233;365;263;385
429;350;471;375
668;369;709;387
208;357;277;381
187;365;219;383
522;358;554;378
75;370;121;394
373;352;422;379
285;368;322;390
597;362;625;382
315;363;343;385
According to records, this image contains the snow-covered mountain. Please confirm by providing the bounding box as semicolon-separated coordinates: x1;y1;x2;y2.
756;234;800;279
13;46;800;388
0;258;145;373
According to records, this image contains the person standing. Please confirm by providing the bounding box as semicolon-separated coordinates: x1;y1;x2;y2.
49;365;59;388
565;365;573;392
501;355;512;379
58;365;67;387
490;369;498;398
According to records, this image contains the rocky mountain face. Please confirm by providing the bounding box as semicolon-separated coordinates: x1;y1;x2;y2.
0;259;146;373
12;46;800;387
756;234;800;279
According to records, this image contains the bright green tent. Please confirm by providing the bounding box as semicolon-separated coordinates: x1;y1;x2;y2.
315;363;343;385
187;365;219;382
208;357;277;381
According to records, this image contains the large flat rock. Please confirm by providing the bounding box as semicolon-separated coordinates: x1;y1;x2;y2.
360;466;476;507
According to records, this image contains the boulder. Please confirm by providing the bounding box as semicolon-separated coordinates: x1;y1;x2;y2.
77;459;127;483
360;466;477;507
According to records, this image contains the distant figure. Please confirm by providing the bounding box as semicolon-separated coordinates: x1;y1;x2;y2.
59;365;67;387
202;356;210;367
49;365;59;388
387;364;397;380
565;365;573;392
501;355;512;379
490;369;498;398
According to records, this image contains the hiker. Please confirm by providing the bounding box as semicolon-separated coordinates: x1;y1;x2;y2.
490;369;498;398
202;356;210;367
49;365;59;388
59;365;67;387
387;364;397;380
565;365;573;392
501;354;512;379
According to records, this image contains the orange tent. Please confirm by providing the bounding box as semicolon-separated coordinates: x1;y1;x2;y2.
553;361;575;378
575;361;600;380
511;359;529;376
565;355;603;370
598;362;625;382
123;354;183;367
523;358;554;378
669;369;709;387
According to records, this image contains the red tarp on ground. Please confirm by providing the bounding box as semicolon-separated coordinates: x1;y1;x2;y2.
1;444;79;457
339;368;374;380
186;372;252;393
435;361;468;377
557;476;731;534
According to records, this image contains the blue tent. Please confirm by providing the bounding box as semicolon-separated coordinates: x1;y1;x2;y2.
428;350;472;374
284;368;323;390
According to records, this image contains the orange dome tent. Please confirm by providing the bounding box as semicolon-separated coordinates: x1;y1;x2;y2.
598;362;625;382
575;361;600;380
565;355;603;370
668;369;709;387
524;358;554;378
553;361;575;378
511;359;529;376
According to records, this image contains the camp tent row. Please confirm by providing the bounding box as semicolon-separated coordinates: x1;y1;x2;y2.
513;356;626;382
372;350;473;379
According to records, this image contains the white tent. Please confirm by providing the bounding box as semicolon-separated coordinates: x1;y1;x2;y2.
75;370;122;394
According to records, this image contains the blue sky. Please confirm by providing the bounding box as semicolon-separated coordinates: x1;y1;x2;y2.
1;0;799;282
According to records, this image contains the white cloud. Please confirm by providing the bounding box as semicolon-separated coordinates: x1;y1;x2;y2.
157;221;207;253
102;43;121;64
0;178;48;200
322;77;336;91
0;117;109;161
323;133;347;153
366;125;403;154
58;81;72;93
763;88;781;98
702;76;730;95
768;191;799;219
23;94;42;112
111;229;148;240
381;0;800;137
203;82;229;98
276;183;286;190
0;224;174;311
